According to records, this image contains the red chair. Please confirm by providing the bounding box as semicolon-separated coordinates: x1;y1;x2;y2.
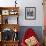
21;28;41;46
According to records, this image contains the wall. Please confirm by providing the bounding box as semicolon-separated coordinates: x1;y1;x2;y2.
18;0;43;26
18;26;43;44
0;0;43;26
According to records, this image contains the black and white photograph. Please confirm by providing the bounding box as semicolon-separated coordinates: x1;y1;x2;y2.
25;7;36;20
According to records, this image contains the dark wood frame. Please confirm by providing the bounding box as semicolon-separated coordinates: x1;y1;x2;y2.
25;7;36;20
0;7;19;24
0;7;19;46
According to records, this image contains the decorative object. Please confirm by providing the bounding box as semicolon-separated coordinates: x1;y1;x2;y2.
9;10;18;15
21;28;41;46
5;18;8;24
9;10;15;15
25;7;36;20
15;0;17;7
2;10;9;15
2;28;13;41
2;16;8;24
13;32;18;41
25;36;38;46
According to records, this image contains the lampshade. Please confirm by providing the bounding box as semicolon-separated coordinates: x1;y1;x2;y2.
14;29;17;32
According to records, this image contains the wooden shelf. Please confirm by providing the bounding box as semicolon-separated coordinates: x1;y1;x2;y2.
0;7;19;15
0;40;19;46
0;7;19;10
0;7;20;46
2;40;19;42
0;24;20;32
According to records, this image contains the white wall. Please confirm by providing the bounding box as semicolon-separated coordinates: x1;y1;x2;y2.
0;0;43;26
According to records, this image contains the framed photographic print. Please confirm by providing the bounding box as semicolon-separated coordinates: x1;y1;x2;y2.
25;7;36;20
2;10;9;15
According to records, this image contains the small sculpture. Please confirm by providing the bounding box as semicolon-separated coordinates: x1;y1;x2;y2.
5;18;8;24
15;0;17;7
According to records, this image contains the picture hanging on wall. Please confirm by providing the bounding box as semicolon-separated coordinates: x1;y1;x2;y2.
25;7;36;20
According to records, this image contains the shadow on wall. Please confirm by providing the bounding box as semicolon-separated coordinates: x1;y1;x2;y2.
18;26;43;44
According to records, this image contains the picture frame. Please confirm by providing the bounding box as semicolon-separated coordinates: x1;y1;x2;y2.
2;16;18;24
25;7;36;20
2;10;9;15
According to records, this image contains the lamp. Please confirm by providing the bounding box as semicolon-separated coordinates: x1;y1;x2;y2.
13;28;18;41
14;29;17;32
